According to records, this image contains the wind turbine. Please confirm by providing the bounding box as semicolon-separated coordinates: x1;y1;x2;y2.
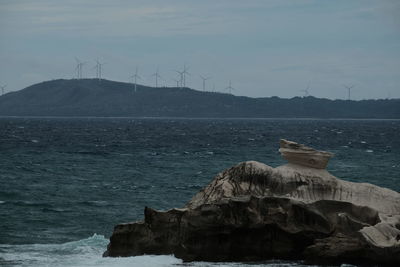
300;83;310;97
343;84;355;100
172;78;180;87
131;67;141;92
181;64;190;87
93;64;98;79
94;59;106;81
226;80;235;95
199;75;211;91
75;57;86;79
75;58;81;79
174;70;184;88
151;67;162;88
0;84;6;96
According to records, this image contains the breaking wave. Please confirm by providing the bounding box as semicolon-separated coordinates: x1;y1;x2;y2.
0;234;181;267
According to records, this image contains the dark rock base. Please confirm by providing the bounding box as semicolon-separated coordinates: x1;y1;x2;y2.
104;196;399;265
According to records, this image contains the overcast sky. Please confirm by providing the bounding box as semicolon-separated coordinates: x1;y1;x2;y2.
0;0;399;99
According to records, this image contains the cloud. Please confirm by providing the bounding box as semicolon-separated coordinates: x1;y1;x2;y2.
0;0;245;37
2;0;313;38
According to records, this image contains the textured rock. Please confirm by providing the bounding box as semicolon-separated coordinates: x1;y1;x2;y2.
188;161;400;215
279;139;334;169
104;141;400;266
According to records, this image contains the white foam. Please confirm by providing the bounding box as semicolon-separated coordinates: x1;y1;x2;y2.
0;235;182;267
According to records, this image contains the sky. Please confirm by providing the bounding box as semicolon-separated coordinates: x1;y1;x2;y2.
0;0;399;99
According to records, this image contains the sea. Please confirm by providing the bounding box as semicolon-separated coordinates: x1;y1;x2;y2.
0;117;399;267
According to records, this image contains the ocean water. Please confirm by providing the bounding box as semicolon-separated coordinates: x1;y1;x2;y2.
0;117;399;267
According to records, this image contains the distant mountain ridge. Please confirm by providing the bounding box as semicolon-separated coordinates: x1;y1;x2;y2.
0;79;399;118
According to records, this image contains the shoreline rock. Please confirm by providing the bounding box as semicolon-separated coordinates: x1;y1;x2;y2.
104;140;400;266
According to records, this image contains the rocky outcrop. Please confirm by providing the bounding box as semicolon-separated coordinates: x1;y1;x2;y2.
279;139;333;169
104;140;400;266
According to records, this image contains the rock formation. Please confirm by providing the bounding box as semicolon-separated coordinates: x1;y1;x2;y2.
279;139;334;169
104;140;400;266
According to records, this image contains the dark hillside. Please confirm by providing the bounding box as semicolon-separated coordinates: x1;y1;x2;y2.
0;79;399;118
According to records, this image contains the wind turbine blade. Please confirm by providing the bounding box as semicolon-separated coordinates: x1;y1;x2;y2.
174;70;183;74
342;84;353;89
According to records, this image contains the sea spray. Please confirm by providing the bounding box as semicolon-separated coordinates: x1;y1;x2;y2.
0;234;182;267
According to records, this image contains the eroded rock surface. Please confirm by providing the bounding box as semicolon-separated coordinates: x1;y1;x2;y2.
104;141;400;266
279;139;334;169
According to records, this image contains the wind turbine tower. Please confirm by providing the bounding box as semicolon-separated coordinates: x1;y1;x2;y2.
174;70;184;88
0;84;6;96
182;64;190;87
226;80;235;95
343;84;355;100
200;75;211;91
75;57;86;79
131;67;141;92
94;59;106;81
152;67;162;88
94;62;99;79
172;78;180;87
300;83;310;97
75;58;81;79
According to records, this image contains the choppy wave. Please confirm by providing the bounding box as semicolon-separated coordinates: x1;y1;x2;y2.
0;118;398;267
0;234;182;267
